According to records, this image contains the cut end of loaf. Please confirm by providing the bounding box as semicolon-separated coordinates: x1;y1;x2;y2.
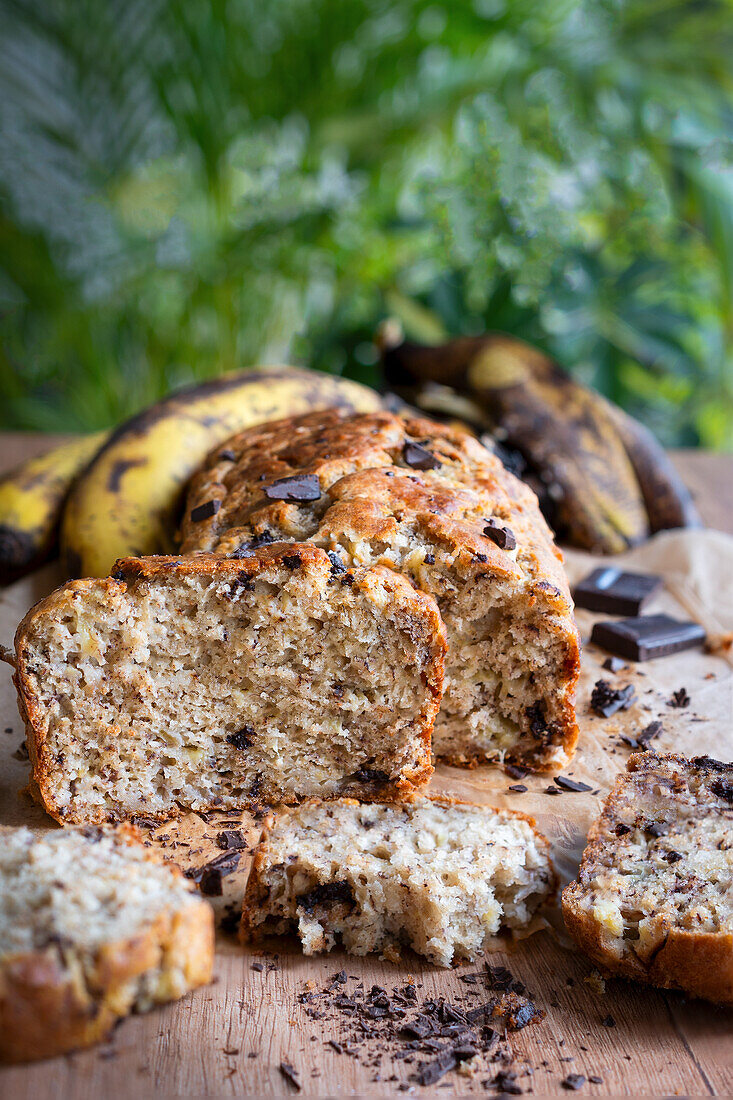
179;408;580;770
15;546;445;824
241;796;555;967
562;752;733;1005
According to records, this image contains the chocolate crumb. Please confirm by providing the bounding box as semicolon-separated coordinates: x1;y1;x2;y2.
562;1074;586;1090
602;656;626;673
226;726;255;750
190;499;221;523
669;687;691;709
508;784;528;793
279;1061;301;1090
590;679;635;718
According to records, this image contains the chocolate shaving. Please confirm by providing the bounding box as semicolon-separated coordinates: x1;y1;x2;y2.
554;776;593;793
669;687;690;709
279;1061;301;1090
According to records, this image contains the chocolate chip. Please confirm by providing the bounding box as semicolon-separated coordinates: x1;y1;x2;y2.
218;448;237;462
590;615;706;662
296;881;355;913
327;550;346;574
483;518;517;551
340;573;355;586
645;822;666;838
423;553;435;564
264;474;321;502
403;441;442;470
282;554;301;570
711;778;733;802
663;850;683;863
602;656;626;673
508;784;528;793
226;725;255;750
554;776;593;793
190;499;221;523
601;1014;616;1027
574;567;661;616
231;530;274;557
351;765;391;786
590;679;636;718
614;823;631;837
526;701;549;739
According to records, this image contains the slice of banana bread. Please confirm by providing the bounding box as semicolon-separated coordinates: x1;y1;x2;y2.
240;797;555;966
0;824;213;1062
563;752;733;1005
180;409;580;770
14;545;445;824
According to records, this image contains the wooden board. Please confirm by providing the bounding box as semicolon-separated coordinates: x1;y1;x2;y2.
0;434;732;1098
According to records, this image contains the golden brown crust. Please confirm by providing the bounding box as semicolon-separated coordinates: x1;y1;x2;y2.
240;794;556;943
179;410;580;769
562;752;733;1006
15;546;445;824
0;830;214;1063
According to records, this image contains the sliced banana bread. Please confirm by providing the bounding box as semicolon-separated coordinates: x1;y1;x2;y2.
180;409;580;770
14;546;445;824
0;824;213;1062
563;752;733;1005
240;797;555;966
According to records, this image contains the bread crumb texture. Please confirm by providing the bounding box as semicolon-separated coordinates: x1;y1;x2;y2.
180;410;580;769
563;752;733;1004
15;546;444;823
241;797;554;967
0;825;213;1062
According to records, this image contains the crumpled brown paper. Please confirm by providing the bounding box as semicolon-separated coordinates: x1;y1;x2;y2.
1;529;731;929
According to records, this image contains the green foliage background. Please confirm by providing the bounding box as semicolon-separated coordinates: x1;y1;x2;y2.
1;0;732;447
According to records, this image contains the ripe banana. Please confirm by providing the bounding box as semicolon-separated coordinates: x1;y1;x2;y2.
61;366;382;578
0;432;107;584
381;332;699;554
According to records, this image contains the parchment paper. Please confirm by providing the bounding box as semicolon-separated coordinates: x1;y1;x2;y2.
1;529;731;935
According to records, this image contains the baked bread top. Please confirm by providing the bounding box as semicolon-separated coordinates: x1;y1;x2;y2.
179;408;571;612
563;752;733;1005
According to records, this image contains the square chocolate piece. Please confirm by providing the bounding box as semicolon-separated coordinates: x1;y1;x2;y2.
590;614;706;662
574;568;661;616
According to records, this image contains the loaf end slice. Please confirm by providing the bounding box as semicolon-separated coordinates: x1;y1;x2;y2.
15;545;445;823
0;824;213;1062
240;797;555;966
180;409;580;770
562;752;733;1005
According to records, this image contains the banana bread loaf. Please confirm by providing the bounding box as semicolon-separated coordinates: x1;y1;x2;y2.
14;545;445;824
563;752;733;1005
240;796;555;966
180;409;580;769
0;824;213;1062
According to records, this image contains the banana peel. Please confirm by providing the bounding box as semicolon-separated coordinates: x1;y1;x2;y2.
61;366;382;578
0;431;108;584
382;332;699;554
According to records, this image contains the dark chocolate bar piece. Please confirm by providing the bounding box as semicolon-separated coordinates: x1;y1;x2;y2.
591;614;706;662
574;567;661;616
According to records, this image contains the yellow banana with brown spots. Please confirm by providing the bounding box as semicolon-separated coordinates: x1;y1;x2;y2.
61;366;382;578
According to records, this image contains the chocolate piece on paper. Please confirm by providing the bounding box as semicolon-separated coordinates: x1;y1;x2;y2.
574;567;661;616
590;614;706;662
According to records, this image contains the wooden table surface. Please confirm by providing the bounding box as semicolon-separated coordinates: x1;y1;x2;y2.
0;434;731;1099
